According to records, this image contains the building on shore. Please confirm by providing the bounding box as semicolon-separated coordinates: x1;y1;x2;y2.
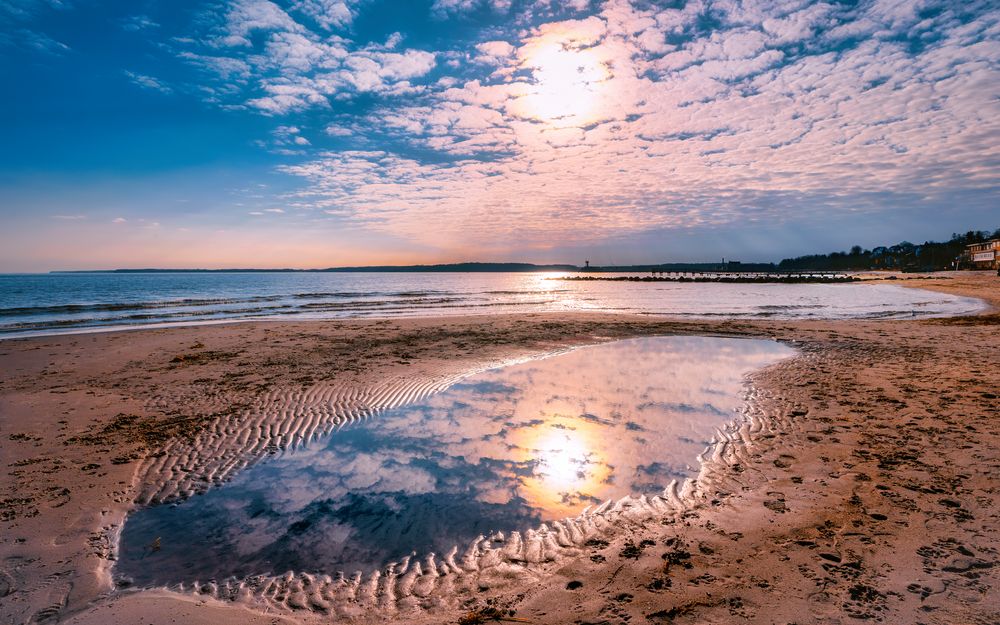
963;239;1000;270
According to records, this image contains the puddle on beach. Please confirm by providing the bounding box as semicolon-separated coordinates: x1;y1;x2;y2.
117;336;794;586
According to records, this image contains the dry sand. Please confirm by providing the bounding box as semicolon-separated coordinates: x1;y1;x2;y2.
0;271;997;624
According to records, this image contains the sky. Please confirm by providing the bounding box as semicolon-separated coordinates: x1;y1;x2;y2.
0;0;997;271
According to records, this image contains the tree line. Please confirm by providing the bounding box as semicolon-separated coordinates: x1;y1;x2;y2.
777;229;1000;272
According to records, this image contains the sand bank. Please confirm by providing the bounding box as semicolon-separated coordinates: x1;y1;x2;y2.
1;272;997;624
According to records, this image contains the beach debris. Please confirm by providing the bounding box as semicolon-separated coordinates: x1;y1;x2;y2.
619;538;655;559
763;491;788;513
457;606;529;624
647;598;724;621
847;583;883;603
660;538;693;574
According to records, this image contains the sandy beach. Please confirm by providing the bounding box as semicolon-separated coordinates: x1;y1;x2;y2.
1;272;998;625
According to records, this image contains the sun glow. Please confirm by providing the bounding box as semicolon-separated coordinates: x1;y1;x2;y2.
516;43;609;125
515;419;611;517
535;429;590;488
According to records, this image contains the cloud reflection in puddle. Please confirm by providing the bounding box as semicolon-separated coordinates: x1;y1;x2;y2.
117;336;793;585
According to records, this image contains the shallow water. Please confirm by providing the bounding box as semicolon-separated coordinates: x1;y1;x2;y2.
116;336;794;586
0;271;985;337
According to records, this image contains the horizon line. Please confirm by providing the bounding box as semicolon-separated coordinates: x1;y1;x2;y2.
44;260;783;274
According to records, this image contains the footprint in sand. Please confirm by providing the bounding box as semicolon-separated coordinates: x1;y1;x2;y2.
773;454;796;468
807;590;840;618
0;570;14;598
763;492;788;513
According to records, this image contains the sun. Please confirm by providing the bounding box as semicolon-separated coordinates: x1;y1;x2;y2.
516;43;609;125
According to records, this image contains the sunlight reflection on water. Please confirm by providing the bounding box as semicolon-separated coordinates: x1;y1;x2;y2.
0;272;985;338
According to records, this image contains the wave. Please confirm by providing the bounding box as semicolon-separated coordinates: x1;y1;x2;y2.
0;290;463;318
754;304;824;310
0;298;559;335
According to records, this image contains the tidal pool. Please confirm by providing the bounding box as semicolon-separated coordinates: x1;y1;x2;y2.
117;336;794;586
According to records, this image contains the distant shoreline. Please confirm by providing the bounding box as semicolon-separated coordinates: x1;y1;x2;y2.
48;261;778;274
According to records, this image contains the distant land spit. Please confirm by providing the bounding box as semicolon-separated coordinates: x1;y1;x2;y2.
52;262;772;274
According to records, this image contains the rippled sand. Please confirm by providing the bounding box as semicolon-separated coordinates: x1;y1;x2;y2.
0;272;997;625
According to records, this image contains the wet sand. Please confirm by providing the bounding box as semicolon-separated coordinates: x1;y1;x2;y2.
1;271;997;624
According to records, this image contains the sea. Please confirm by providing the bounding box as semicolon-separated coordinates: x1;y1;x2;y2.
0;271;986;338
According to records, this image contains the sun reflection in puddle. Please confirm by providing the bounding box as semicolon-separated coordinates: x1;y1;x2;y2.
517;418;611;517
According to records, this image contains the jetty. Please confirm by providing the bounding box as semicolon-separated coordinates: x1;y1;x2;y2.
554;271;858;284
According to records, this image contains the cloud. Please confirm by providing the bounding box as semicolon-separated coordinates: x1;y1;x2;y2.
2;28;69;54
292;0;360;30
260;31;346;72
170;1;438;115
120;14;158;32
324;123;353;136
432;0;591;17
30;0;987;257
369;49;436;80
269;0;1000;252
178;52;253;82
0;0;72;21
50;214;85;220
263;124;314;153
112;217;127;223
215;0;303;47
473;40;514;65
247;81;328;114
242;46;437;114
431;0;511;16
0;1;71;54
124;70;173;93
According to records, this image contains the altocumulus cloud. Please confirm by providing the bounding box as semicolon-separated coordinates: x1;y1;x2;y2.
262;0;1000;252
32;0;1000;255
173;0;438;114
124;70;173;93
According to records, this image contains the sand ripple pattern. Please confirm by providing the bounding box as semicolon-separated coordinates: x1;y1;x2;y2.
132;350;576;506
127;351;810;619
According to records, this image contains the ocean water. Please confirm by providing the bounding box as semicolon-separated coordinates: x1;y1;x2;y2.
116;336;794;585
0;271;985;337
